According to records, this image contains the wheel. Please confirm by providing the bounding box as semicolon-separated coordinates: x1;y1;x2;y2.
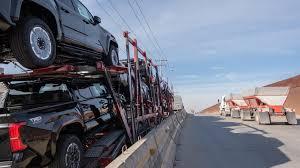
49;134;83;168
286;112;297;125
105;45;119;66
9;17;56;69
240;110;244;120
255;112;259;123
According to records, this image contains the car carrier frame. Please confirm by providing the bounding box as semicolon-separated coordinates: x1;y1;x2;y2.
0;31;174;167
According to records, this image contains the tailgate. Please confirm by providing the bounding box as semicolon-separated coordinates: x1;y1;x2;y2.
0;123;12;161
0;83;12;161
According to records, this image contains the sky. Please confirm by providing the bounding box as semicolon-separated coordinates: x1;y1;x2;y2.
80;0;300;111
2;0;300;112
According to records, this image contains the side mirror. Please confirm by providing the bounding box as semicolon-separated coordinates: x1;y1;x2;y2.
93;16;101;24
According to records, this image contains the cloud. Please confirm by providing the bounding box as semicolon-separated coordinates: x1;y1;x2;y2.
81;0;300;112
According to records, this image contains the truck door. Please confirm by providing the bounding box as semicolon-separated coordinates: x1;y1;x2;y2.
91;83;110;114
74;84;101;131
72;0;105;53
56;0;86;46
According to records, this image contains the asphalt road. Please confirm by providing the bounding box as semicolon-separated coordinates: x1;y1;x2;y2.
174;113;300;168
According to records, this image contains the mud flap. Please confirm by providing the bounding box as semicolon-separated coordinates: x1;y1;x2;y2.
286;112;297;125
231;110;240;118
241;110;252;121
257;112;271;125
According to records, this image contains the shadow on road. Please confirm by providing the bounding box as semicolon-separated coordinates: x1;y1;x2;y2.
174;115;290;168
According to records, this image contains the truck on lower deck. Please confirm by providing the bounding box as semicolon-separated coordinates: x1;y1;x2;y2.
0;66;129;168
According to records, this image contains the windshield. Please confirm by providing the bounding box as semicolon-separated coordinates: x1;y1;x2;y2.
6;81;72;110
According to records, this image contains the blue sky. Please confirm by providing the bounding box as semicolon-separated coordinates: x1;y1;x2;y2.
81;0;300;111
2;0;300;111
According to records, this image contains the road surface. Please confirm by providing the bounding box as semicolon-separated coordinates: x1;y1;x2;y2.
174;113;300;168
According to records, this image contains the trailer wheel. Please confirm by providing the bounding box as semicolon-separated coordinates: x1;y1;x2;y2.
105;45;119;66
49;134;83;168
9;17;56;69
255;112;259;122
256;112;271;125
240;110;244;120
286;112;297;125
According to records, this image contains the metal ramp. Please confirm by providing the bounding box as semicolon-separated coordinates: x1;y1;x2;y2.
84;130;124;158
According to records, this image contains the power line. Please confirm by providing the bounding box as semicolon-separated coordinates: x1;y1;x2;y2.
96;0;163;66
107;0;136;36
95;0;123;32
128;0;171;75
107;0;155;60
106;0;147;50
126;0;161;59
94;0;127;56
132;0;167;61
126;0;169;77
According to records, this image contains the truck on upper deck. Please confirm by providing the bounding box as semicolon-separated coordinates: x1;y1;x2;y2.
0;0;119;69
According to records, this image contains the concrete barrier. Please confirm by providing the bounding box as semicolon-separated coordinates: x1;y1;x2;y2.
107;110;187;168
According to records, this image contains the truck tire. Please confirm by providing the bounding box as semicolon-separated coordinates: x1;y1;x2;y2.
9;17;56;69
49;134;83;168
105;45;119;66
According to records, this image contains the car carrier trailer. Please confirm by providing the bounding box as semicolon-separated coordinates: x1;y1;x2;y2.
0;61;172;167
0;31;174;167
243;87;297;125
0;62;134;167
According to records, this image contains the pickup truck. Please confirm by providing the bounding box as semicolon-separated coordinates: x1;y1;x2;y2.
0;79;122;167
0;0;119;69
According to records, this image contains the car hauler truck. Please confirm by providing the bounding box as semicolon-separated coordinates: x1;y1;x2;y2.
243;87;297;125
0;30;174;167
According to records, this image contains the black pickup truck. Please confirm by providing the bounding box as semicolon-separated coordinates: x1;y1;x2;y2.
0;79;126;168
0;0;119;69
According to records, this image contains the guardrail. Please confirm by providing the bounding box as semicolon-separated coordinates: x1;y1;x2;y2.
107;110;188;168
